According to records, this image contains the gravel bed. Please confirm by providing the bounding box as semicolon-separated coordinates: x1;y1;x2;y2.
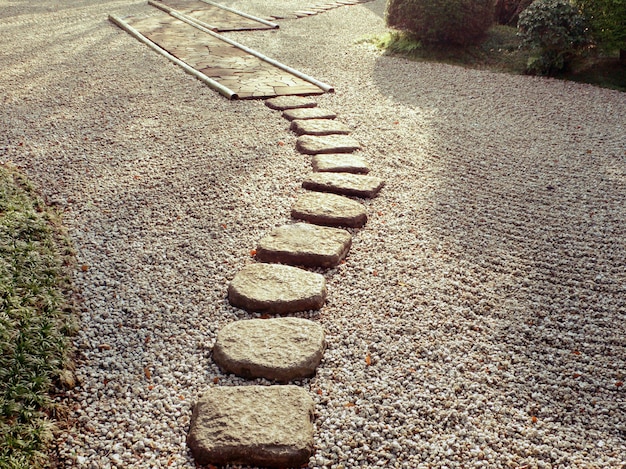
1;0;625;467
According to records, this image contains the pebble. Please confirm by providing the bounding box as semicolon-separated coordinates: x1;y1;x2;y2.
2;0;625;467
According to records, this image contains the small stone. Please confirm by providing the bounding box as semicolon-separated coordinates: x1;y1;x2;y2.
256;223;352;267
213;317;326;382
296;135;361;155
312;153;370;174
283;108;337;121
292;191;367;228
302;172;385;198
265;96;318;110
290;119;351;136
228;263;326;313
187;386;314;468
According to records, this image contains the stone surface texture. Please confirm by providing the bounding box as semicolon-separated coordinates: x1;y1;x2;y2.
290;118;351;136
187;386;314;468
291;192;367;228
265;95;318;110
213;317;326;382
283;107;337;121
256;222;352;267
311;153;371;174
296;134;361;154
302;172;385;198
228;263;326;313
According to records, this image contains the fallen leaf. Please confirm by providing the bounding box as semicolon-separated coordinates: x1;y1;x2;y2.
573;373;581;379
145;335;150;344
213;377;220;384
220;223;227;229
81;265;89;272
278;141;285;146
344;402;356;408
144;367;152;380
572;350;581;355
250;249;257;256
365;354;372;366
260;313;271;319
372;271;378;276
316;389;323;395
616;381;623;387
103;378;109;385
179;395;184;400
393;120;399;125
531;416;538;424
148;385;154;390
133;175;140;180
97;343;111;350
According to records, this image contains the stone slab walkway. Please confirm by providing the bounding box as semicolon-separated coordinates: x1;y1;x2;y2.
114;10;329;98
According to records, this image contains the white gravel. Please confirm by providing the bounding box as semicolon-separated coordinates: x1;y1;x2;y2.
2;0;625;467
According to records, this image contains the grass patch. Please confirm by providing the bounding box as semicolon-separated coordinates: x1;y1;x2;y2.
0;164;78;469
368;25;625;91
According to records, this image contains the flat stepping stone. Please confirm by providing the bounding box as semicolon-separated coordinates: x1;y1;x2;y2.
283;107;337;121
290;118;351;136
292;191;367;228
228;263;326;313
296;134;361;154
312;153;370;174
213;317;326;382
187;385;314;468
265;96;318;110
302;172;385;198
256;223;352;268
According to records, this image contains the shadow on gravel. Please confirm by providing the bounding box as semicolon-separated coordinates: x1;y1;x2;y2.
369;56;626;464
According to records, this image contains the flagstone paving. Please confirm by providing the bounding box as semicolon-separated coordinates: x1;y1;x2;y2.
265;95;318;110
117;11;327;98
155;0;278;31
212;317;326;382
302;172;385;198
291;191;368;228
290;118;352;136
187;386;314;468
283;107;337;121
256;222;352;267
296;134;361;154
228;263;327;313
311;153;371;174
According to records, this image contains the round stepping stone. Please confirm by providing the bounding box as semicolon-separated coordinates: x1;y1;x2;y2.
256;222;352;267
228;263;326;313
312;153;370;174
290;118;351;136
302;172;385;198
296;134;361;155
187;385;314;468
213;317;326;382
283;107;337;121
265;96;317;110
291;191;367;228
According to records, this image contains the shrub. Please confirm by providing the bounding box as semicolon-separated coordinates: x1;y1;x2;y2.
576;0;626;61
517;0;589;74
386;0;496;46
494;0;534;25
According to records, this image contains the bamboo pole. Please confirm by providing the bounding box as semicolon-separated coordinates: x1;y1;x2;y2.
197;0;279;29
148;5;334;93
108;15;238;100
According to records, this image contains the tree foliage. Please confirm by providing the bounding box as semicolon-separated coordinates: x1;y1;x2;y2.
576;0;626;59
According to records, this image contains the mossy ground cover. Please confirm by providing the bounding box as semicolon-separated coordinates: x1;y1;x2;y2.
369;25;626;92
0;164;78;469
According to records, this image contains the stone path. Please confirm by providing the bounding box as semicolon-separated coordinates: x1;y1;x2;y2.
110;5;332;99
267;0;374;20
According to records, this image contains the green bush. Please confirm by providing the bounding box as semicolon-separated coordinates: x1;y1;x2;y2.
518;0;589;74
385;0;496;46
576;0;626;60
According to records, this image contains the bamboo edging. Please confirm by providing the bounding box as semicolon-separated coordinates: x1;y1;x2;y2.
197;0;279;29
148;2;335;93
108;15;238;100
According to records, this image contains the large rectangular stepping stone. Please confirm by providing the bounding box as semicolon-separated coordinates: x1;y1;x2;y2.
290;118;351;136
283;107;337;121
187;386;314;468
265;96;318;110
256;223;352;267
291;191;367;228
213;317;326;382
296;134;361;155
312;153;370;174
228;263;326;313
302;172;385;198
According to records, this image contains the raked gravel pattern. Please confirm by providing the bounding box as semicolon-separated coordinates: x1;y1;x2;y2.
1;0;625;467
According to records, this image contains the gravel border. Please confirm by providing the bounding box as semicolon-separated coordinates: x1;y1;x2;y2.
1;0;625;467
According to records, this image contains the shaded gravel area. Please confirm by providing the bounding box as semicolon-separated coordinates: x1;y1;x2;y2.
1;0;625;467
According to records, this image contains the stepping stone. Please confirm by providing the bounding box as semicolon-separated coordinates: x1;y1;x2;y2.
265;96;317;111
290;118;351;136
283;107;337;121
292;191;367;228
296;134;361;155
312;153;370;174
256;223;352;267
228;263;326;313
302;172;385;198
213;317;326;382
187;385;314;468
